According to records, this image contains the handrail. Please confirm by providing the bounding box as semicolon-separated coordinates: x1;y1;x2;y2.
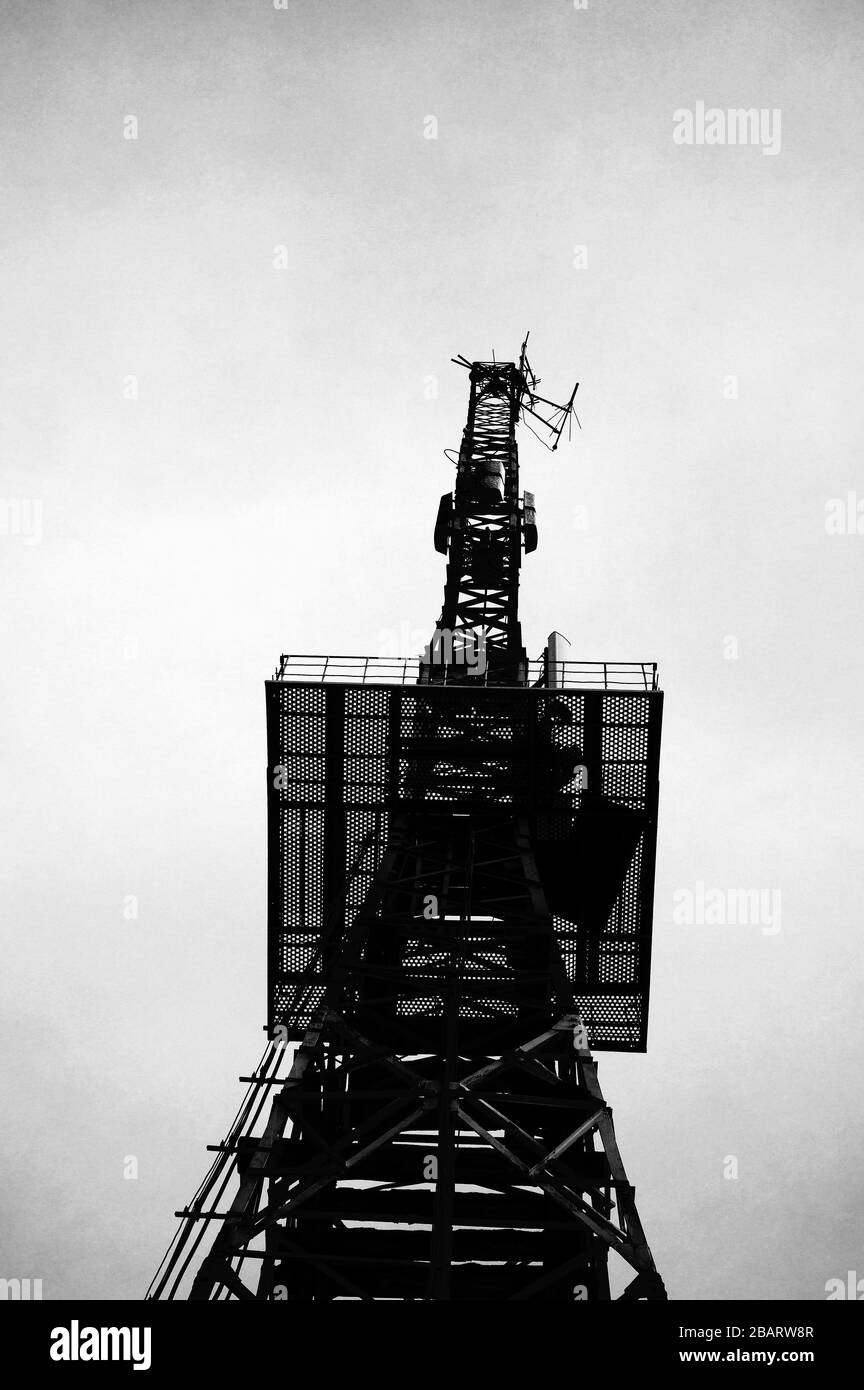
273;654;659;691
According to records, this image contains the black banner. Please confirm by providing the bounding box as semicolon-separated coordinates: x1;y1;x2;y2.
3;1299;859;1375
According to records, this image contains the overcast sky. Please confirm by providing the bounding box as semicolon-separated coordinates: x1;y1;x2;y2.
2;0;863;1301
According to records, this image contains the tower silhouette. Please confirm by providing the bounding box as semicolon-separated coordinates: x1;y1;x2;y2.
149;342;666;1301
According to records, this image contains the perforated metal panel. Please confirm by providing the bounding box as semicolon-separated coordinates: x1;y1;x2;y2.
266;680;662;1050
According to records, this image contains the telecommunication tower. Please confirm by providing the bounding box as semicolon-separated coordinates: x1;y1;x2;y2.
149;339;666;1301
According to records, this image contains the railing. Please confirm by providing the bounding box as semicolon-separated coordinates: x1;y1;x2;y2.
273;654;659;692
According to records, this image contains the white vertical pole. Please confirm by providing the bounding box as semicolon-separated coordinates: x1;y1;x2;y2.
546;630;571;689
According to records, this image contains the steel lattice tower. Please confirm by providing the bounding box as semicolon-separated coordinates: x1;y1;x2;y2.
149;342;666;1302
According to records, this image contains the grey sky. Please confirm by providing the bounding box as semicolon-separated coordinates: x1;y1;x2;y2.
2;0;862;1300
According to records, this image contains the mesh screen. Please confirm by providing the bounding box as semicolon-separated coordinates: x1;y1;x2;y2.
266;681;662;1050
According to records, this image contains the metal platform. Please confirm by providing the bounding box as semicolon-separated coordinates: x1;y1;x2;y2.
267;674;663;1051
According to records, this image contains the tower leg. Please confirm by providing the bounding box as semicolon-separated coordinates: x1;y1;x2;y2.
151;814;665;1302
